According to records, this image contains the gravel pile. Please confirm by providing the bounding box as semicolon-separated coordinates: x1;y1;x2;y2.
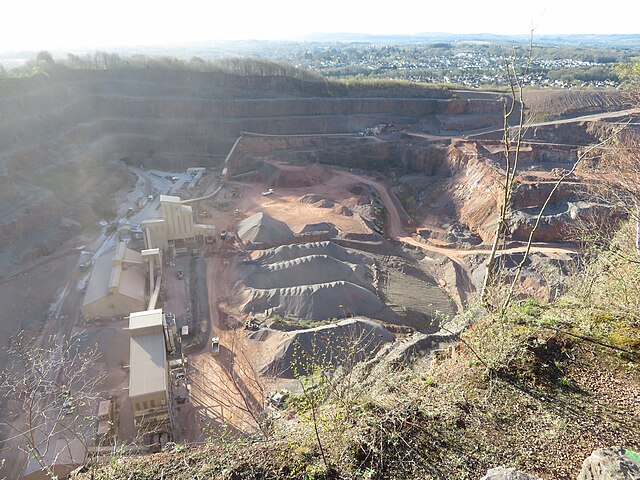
259;318;395;377
237;212;293;246
255;241;371;265
245;254;371;291
241;281;384;321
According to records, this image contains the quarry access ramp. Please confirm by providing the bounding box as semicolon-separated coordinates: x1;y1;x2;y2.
181;135;244;205
181;130;376;205
464;107;640;139
241;130;360;138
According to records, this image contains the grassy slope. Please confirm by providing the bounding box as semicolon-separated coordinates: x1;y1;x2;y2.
78;226;640;480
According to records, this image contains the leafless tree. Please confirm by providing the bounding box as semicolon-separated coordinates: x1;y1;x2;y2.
0;332;106;479
480;34;626;311
480;34;534;307
289;324;391;469
499;133;621;313
588;126;640;252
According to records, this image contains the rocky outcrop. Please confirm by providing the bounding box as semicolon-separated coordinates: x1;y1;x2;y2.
510;200;622;243
480;466;543;480
577;447;640;480
480;448;640;480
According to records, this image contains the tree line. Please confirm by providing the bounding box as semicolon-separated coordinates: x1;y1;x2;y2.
0;51;326;84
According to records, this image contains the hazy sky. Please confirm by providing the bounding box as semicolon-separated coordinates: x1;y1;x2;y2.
2;0;638;52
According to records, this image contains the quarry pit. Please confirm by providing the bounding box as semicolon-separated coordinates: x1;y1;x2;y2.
0;68;635;477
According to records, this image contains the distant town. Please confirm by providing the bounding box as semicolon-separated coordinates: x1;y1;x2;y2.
269;42;630;88
2;34;639;89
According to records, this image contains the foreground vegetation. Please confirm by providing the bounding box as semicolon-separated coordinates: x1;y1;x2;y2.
77;220;640;480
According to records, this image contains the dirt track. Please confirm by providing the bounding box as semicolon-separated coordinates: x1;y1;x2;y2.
330;167;578;302
465;107;640;139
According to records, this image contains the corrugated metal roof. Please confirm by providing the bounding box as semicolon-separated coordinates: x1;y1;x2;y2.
82;244;146;311
129;330;167;398
114;242;126;262
118;266;146;302
108;263;122;290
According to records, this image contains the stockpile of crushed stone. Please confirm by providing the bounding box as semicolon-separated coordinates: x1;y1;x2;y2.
332;204;353;216
240;240;384;321
314;199;335;208
299;194;328;204
300;194;353;212
259;318;395;377
245;254;371;291
237;212;293;246
241;281;384;321
299;222;339;236
255;241;371;265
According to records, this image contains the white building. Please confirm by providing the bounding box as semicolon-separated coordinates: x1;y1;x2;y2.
141;195;215;250
81;242;146;321
128;309;170;425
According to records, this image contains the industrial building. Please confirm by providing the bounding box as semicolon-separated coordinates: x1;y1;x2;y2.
95;399;116;445
128;309;175;428
22;438;85;480
141;195;216;250
81;242;146;321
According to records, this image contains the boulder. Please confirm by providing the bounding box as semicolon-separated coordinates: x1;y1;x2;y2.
480;466;542;480
577;447;640;480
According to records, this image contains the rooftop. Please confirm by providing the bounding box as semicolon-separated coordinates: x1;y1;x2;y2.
82;252;113;307
82;243;146;310
159;194;181;203
129;308;164;335
129;330;167;398
97;399;111;419
141;218;165;226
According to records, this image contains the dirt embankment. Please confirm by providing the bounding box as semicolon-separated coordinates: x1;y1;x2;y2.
232;136;463;178
523;88;628;120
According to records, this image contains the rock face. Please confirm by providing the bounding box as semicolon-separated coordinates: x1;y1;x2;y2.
577;447;640;480
480;466;542;480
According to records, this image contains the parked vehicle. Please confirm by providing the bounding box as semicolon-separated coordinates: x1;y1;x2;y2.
177;270;184;280
245;319;260;331
211;337;220;356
